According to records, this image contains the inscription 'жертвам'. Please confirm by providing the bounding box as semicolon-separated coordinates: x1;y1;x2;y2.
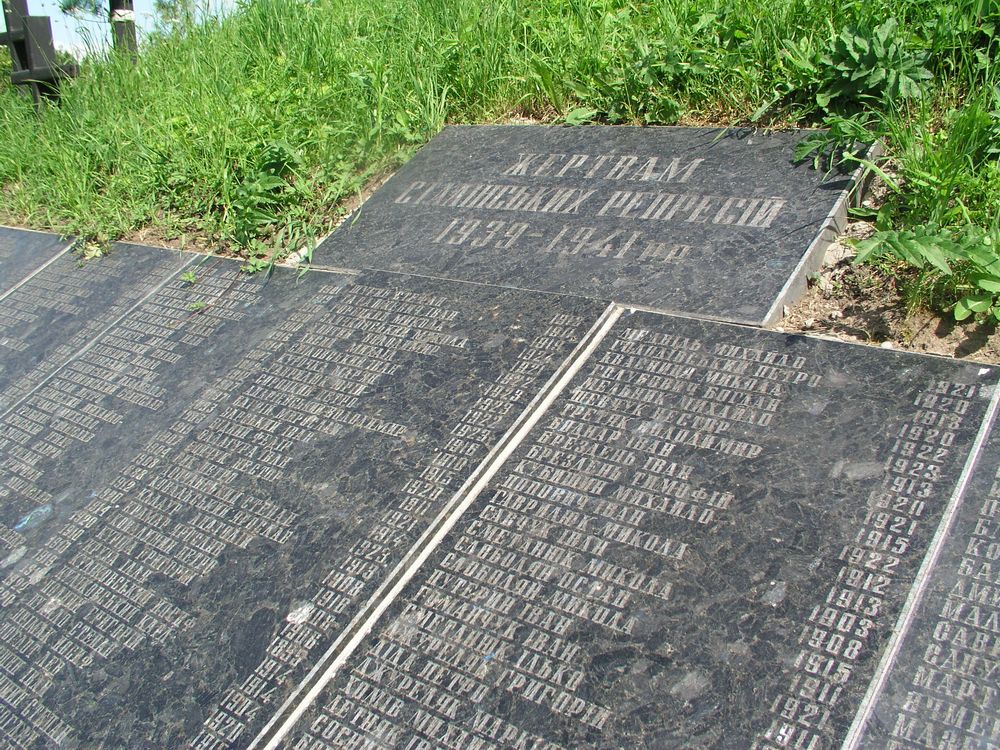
313;126;866;324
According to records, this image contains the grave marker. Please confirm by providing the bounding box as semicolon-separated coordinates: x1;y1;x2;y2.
312;126;869;324
0;241;192;410
848;422;1000;749
0;255;606;748
265;311;999;750
2;128;995;750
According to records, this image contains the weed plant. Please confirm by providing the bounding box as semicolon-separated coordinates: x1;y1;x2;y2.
0;0;996;314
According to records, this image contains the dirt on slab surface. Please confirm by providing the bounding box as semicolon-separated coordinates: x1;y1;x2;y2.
778;219;1000;365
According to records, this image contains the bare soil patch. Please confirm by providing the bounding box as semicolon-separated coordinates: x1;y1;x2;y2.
779;222;1000;364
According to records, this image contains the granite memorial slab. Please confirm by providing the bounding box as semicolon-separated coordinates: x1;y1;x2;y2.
311;126;870;325
1;253;308;706
267;311;1000;750
847;415;1000;749
0;226;72;296
1;253;291;563
0;242;194;411
0;254;607;749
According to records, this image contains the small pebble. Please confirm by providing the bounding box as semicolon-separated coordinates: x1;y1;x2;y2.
829;310;843;320
803;318;815;329
880;341;894;349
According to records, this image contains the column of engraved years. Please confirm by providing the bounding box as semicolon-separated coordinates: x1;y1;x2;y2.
0;267;261;749
194;308;595;750
875;459;999;748
754;381;985;750
290;327;817;750
0;248;186;409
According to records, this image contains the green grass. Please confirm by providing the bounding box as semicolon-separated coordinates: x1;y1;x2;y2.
0;0;997;299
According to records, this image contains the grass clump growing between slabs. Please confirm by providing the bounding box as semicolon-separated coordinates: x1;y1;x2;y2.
0;0;996;305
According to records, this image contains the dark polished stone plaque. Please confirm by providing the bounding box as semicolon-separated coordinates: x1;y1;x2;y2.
275;311;998;750
849;422;1000;749
0;255;605;748
311;126;867;325
1;254;294;563
0;242;193;411
0;227;71;295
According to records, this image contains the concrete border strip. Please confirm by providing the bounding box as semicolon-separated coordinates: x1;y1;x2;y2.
250;301;623;750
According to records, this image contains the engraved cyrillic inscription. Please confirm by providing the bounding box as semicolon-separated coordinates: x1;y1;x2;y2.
283;313;997;750
0;262;268;746
0;264;257;570
291;316;818;747
754;380;984;750
0;244;188;409
192;310;595;750
316;126;869;324
0;268;602;748
416;183;786;262
853;418;1000;749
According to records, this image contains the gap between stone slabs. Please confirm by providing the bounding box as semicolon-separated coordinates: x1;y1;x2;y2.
0;227;75;300
846;399;1000;747
1;257;611;746
251;300;999;749
842;381;1000;749
249;301;624;750
761;151;869;327
269;304;998;747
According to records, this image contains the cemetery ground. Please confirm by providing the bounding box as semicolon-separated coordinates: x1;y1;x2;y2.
1;1;1000;748
0;0;998;357
782;212;1000;363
